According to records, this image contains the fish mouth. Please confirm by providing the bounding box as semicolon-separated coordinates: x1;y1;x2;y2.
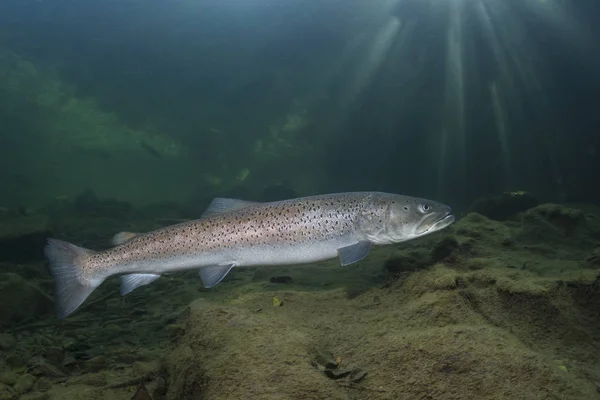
429;213;455;232
416;212;455;235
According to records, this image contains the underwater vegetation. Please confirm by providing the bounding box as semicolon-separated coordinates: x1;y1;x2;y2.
0;191;600;399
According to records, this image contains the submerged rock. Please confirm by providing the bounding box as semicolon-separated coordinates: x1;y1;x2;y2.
384;250;429;276
0;383;16;400
0;273;53;324
269;276;293;284
469;191;539;221
517;203;591;248
0;334;16;351
0;371;17;386
0;214;50;263
13;374;35;394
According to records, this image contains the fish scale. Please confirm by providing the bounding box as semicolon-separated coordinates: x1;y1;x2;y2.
44;191;455;318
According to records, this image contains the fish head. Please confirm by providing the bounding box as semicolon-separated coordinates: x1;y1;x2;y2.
360;194;455;244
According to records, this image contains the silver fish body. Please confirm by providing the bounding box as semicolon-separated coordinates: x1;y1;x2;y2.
45;192;455;317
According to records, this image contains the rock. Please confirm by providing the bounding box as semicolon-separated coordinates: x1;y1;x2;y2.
431;236;460;262
347;368;368;383
0;383;16;400
4;355;24;369
269;276;293;284
131;360;160;378
62;353;76;368
312;354;338;370
131;383;152;400
323;368;352;380
20;392;49;400
0;371;17;386
0;214;50;263
517;204;588;245
153;376;167;399
13;374;35;394
585;247;600;267
84;356;107;373
0;334;16;351
72;189;132;219
28;356;65;378
384;250;429;275
469;191;539;221
32;377;52;392
166;324;186;339
0;273;53;324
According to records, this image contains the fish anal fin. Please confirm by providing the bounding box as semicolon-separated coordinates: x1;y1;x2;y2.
337;241;373;266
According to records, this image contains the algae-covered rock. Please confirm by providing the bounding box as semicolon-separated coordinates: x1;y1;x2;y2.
470;191;539;220
0;383;15;400
517;203;590;247
19;391;49;400
13;374;35;394
384;249;430;276
585;247;600;267
163;277;600;400
0;273;53;324
0;371;17;386
0;334;16;351
32;378;52;393
0;214;50;263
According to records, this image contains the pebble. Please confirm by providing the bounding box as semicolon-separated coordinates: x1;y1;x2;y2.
33;377;52;392
0;371;17;386
14;373;35;394
0;334;16;351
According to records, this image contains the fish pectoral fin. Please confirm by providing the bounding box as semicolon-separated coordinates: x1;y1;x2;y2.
120;273;161;295
337;241;373;266
198;263;236;288
112;231;142;246
201;198;261;217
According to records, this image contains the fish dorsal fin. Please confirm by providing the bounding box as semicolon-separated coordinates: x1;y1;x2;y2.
112;231;141;246
201;198;260;217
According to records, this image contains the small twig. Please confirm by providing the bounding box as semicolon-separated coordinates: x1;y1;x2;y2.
78;289;117;313
337;382;387;392
107;371;157;389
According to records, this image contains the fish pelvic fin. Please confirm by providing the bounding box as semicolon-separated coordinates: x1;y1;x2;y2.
44;238;102;319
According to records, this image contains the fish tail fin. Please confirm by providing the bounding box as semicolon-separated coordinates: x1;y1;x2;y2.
44;238;101;318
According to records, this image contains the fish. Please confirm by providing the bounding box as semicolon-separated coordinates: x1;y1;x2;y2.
44;192;455;318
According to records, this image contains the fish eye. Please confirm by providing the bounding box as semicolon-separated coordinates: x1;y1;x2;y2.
421;204;431;212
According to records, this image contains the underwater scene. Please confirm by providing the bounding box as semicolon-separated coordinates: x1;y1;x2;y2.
1;0;600;399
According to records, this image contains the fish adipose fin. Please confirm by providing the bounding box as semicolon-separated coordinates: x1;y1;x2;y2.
120;273;161;295
201;198;261;217
44;238;103;319
337;241;373;266
111;231;141;246
198;263;236;288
